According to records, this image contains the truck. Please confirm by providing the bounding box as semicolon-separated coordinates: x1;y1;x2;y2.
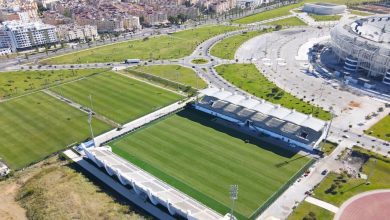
124;59;140;64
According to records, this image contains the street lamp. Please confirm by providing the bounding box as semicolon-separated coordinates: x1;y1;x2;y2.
230;184;238;220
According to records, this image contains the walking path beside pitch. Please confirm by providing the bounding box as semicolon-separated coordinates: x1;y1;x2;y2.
305;196;339;213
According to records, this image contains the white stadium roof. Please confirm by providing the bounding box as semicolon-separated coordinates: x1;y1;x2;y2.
199;88;327;132
85;147;223;220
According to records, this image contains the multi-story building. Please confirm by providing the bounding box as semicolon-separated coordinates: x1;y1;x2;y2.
123;16;141;30
36;0;60;9
57;24;98;42
198;0;237;14
0;20;58;51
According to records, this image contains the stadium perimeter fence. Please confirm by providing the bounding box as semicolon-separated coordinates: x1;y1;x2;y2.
249;158;316;219
125;69;198;95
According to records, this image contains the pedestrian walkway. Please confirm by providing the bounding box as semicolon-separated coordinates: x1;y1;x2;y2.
305;196;339;213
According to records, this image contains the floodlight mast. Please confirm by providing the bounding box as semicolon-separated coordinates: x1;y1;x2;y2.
230;184;238;220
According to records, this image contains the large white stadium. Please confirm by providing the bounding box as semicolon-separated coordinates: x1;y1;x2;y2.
330;16;390;85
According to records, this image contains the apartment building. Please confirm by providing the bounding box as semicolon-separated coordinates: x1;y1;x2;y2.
57;24;99;42
0;20;58;51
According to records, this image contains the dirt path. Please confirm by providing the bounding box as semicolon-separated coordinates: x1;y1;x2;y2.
0;182;27;220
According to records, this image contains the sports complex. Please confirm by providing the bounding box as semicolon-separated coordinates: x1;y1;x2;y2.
1;3;390;219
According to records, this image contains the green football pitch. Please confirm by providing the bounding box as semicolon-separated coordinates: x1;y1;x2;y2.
110;109;311;219
50;72;183;124
0;92;111;169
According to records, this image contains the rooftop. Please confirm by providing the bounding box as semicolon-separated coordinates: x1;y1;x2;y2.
198;88;329;147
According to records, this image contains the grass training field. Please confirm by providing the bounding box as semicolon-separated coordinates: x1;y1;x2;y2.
216;64;331;120
0;92;111;170
233;0;377;24
308;14;342;21
127;65;207;89
364;115;390;142
313;147;390;206
211;30;269;60
265;17;307;26
110;109;311;219
287;201;334;220
50;71;182;124
42;25;239;64
0;69;108;99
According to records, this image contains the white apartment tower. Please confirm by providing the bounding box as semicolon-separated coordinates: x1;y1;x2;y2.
0;20;58;51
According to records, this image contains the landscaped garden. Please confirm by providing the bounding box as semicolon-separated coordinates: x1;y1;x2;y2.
215;64;331;120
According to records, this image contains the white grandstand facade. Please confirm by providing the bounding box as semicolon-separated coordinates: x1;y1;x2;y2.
194;88;330;151
330;16;390;85
303;2;346;15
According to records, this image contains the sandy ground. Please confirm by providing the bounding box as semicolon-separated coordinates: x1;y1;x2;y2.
0;182;27;220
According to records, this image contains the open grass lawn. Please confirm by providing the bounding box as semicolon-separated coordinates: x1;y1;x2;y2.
265;17;307;26
364;115;390;142
0;92;111;170
313;148;390;206
233;3;299;24
127;65;207;89
308;14;342;21
211;30;269;60
233;0;377;24
288;201;334;220
50;72;182;124
110;109;311;219
0;69;108;99
42;25;239;64
320;141;338;156
349;9;372;16
216;64;331;120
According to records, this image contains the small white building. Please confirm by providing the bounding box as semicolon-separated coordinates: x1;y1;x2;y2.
303;2;347;15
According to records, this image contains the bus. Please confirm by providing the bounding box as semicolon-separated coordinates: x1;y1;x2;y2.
124;59;140;64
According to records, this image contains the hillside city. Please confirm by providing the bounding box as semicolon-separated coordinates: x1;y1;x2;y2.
0;0;389;220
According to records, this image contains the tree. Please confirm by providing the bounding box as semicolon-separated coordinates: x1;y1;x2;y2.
139;16;145;25
274;25;282;31
177;13;188;23
168;16;178;24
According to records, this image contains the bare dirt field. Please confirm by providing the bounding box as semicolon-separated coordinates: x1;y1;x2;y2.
0;156;148;220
